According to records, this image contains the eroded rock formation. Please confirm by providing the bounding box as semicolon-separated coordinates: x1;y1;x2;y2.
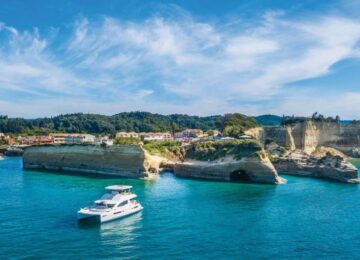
174;154;284;184
244;120;360;183
23;145;160;179
272;151;359;183
259;120;360;156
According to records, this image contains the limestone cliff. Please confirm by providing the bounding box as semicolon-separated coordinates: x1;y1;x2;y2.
23;142;284;185
272;151;359;183
23;145;159;179
257;120;360;156
174;153;284;184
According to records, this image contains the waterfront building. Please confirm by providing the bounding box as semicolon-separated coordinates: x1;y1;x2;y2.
38;136;53;144
64;134;95;144
50;133;69;144
95;136;114;145
51;133;95;144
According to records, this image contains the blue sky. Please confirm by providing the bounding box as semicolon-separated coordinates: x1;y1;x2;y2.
1;0;360;118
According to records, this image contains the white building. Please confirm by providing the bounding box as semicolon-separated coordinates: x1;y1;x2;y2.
95;136;114;145
65;134;95;144
51;133;95;144
175;129;203;139
140;132;173;142
50;133;68;144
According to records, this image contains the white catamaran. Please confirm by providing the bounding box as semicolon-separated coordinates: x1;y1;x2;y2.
78;185;143;223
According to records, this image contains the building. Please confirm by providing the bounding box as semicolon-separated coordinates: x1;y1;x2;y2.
95;136;114;145
50;133;69;144
64;134;95;144
51;133;95;144
175;129;203;139
17;136;36;145
37;136;53;144
140;132;173;142
115;132;139;139
174;129;205;141
15;135;53;145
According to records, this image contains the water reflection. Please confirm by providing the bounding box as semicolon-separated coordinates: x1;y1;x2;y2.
100;212;143;254
78;212;143;253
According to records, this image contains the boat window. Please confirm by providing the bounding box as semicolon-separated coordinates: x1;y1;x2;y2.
107;204;115;208
117;201;128;207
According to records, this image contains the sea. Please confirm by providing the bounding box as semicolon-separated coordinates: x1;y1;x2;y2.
0;157;359;259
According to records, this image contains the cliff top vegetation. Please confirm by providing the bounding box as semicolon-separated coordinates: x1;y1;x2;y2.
185;139;263;161
143;139;263;161
0;112;258;136
281;113;341;125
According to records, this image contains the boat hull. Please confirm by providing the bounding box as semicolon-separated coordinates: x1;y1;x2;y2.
100;205;143;223
77;205;143;223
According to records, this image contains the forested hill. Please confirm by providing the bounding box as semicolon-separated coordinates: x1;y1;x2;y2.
0;112;259;136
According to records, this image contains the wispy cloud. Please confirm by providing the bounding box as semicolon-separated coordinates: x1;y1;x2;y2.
0;7;360;117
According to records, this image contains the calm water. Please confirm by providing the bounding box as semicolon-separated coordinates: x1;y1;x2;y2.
1;157;360;259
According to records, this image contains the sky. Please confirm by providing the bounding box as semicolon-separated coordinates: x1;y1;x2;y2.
1;0;360;118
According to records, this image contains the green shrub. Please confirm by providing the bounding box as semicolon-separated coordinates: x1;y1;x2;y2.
114;137;142;145
185;139;262;161
143;141;184;159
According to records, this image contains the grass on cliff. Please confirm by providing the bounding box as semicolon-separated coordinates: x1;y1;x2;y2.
185;139;263;161
143;141;185;160
114;137;142;145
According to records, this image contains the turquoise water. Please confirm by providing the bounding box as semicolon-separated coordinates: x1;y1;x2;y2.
1;157;360;259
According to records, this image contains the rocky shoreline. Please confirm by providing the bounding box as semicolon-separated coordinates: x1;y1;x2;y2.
23;145;160;179
23;143;284;184
272;151;360;183
173;155;284;184
22;137;360;185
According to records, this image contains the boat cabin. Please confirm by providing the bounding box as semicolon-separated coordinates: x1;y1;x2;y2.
91;185;137;210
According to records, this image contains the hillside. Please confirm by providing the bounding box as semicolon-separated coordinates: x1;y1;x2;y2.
0;112;257;135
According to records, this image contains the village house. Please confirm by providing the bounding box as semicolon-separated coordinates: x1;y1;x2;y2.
51;133;95;144
50;133;69;144
174;129;206;142
38;136;53;144
16;135;53;145
17;136;36;145
94;136;114;146
175;129;203;139
64;134;95;144
139;132;173;142
115;132;139;139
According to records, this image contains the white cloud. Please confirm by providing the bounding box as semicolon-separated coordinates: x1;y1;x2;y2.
1;8;360;118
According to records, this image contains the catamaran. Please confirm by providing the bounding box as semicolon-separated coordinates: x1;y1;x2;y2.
77;185;143;223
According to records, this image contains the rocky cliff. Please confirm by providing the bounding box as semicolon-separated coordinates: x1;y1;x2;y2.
23;145;160;179
245;120;360;183
23;142;284;184
257;120;360;156
174;154;284;184
272;151;360;183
